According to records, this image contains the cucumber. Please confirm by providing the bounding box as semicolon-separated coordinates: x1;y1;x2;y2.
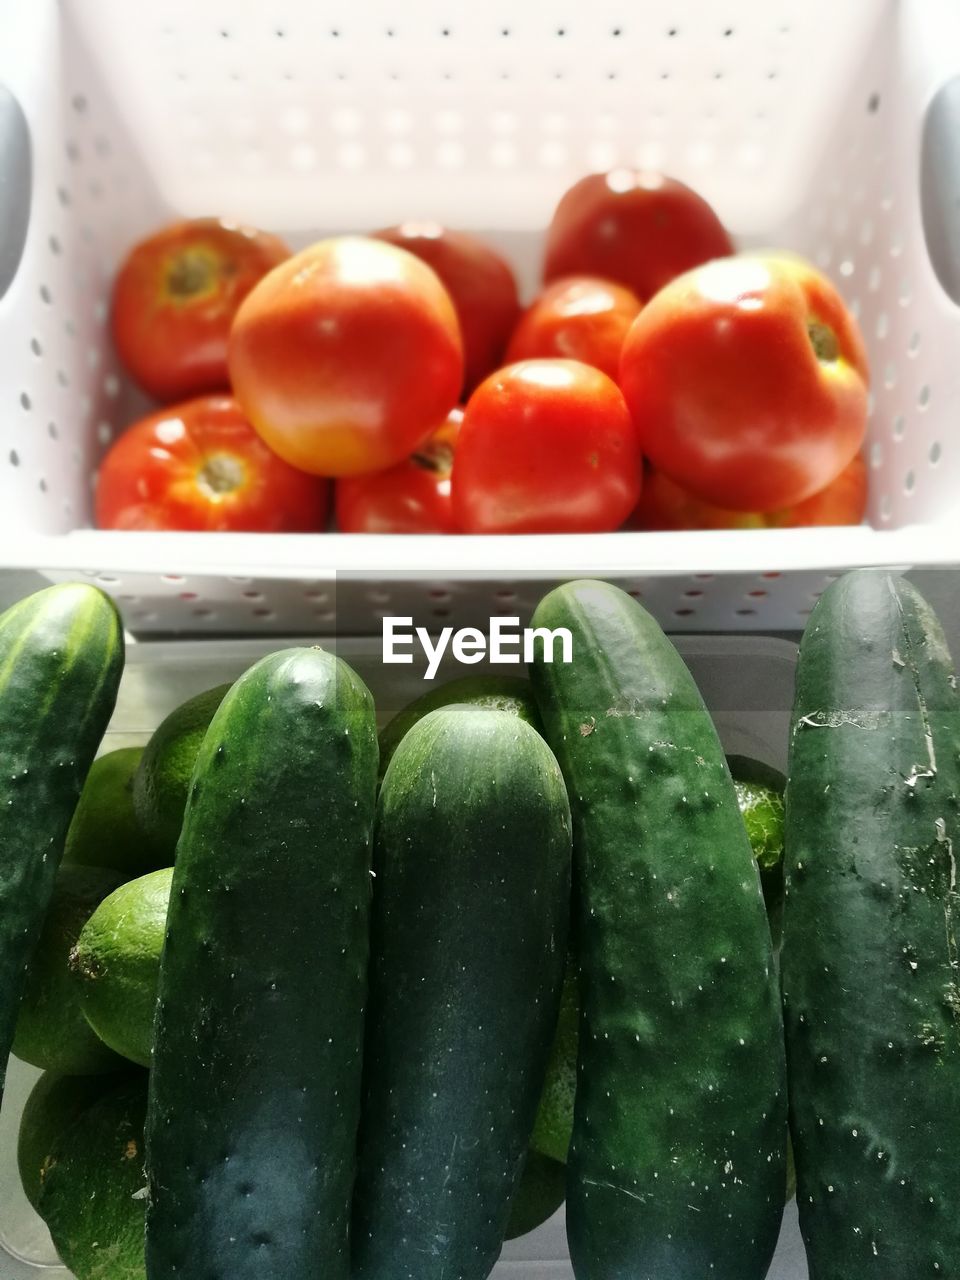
782;570;960;1276
0;584;124;1100
145;648;378;1280
353;705;571;1280
377;673;542;783
529;580;786;1280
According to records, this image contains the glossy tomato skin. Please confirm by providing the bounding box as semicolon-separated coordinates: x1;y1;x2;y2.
505;275;642;381
228;236;464;477
372;223;519;394
625;454;868;531
543;171;733;301
451;360;641;534
111;218;289;403
95;395;329;532
335;408;461;534
619;254;870;512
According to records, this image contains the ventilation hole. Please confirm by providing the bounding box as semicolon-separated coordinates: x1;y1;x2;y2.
47;420;58;440
161;574;185;584
40;285;52;304
892;414;906;440
242;590;263;601
883;362;897;389
908;331;921;357
723;26;735;37
929;440;942;467
839;258;855;277
890;235;903;258
870;441;884;469
611;26;622;37
38;477;47;493
904;470;916;494
252;609;275;619
695;573;715;580
19;392;31;410
683;589;703;599
9;450;20;466
180;591;198;601
875;312;888;339
879;493;892;521
555;27;567;37
193;608;214;619
674;608;695;618
57;185;70;208
97;421;112;445
219;28;230;38
918;384;931;409
867;265;881;291
867;92;881;113
59;367;71;385
748;590;768;599
736;608;758;616
767;69;779;80
667;26;679;37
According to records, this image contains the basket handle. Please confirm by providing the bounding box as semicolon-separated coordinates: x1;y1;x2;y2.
921;75;960;307
0;82;31;302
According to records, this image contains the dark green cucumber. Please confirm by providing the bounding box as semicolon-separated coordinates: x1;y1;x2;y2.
377;674;542;783
145;647;378;1280
353;705;571;1280
530;580;786;1280
782;571;960;1277
0;583;124;1100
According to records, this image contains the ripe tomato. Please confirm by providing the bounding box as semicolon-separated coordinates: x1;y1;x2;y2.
625;454;868;531
543;170;733;301
110;218;289;403
505;276;641;381
336;408;462;534
372;223;519;394
95;396;329;532
451;360;641;534
619;254;870;512
228;236;463;477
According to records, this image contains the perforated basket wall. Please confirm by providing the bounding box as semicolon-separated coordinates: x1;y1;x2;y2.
0;0;957;633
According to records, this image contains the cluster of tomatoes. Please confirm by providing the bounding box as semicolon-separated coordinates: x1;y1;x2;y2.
96;171;869;535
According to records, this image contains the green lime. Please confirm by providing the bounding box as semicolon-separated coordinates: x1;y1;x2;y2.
133;683;231;861
378;675;542;784
530;959;578;1164
39;1073;149;1280
17;1072;112;1212
13;865;125;1075
505;1150;565;1240
72;867;173;1068
734;778;786;873
63;747;159;878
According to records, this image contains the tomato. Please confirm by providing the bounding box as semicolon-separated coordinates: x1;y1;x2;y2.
618;254;870;512
625;454;868;531
543;170;733;301
228;236;463;477
95;396;329;532
372;223;519;394
110;218;289;403
335;408;462;534
451;360;641;534
505;275;641;381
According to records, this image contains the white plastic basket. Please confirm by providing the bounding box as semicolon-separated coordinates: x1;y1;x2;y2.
0;632;807;1280
0;0;958;634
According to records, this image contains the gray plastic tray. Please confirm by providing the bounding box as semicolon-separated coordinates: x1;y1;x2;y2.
0;634;807;1280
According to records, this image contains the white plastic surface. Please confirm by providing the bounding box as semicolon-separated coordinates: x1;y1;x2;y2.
0;633;806;1280
0;0;958;633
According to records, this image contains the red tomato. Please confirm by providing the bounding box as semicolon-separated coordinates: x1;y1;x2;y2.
336;408;462;534
505;276;642;381
372;223;519;394
228;236;463;477
451;360;641;534
543;170;733;301
95;396;329;532
625;454;868;531
111;218;289;403
618;254;870;512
